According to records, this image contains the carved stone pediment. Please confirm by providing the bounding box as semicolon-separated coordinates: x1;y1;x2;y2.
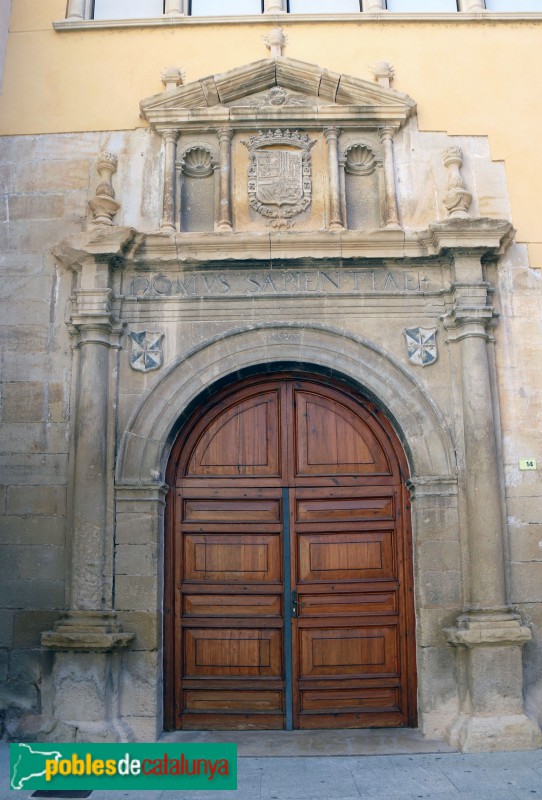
140;57;416;130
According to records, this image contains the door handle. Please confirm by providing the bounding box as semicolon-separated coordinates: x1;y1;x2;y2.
291;591;302;618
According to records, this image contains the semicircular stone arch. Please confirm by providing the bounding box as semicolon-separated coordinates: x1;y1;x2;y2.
116;324;456;487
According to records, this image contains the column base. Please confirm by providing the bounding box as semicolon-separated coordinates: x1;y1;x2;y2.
446;713;542;753
42;610;134;652
40;613;136;743
445;611;542;752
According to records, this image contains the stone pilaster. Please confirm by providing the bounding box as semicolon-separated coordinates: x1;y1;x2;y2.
379;125;401;229
42;235;139;741
217;128;234;232
324;127;344;231
443;251;542;752
160;129;180;234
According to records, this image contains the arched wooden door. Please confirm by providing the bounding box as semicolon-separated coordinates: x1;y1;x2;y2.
164;374;416;731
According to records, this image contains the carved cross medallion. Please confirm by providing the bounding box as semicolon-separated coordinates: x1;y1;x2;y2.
403;327;438;367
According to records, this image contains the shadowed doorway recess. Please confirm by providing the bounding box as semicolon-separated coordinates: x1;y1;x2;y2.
164;373;417;731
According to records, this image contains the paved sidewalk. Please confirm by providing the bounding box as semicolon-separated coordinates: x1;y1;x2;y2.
1;743;541;800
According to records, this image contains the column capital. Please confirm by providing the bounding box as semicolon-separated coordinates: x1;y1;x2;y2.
68;288;125;346
160;128;180;144
379;125;397;142
443;281;496;338
323;126;340;142
217;127;234;142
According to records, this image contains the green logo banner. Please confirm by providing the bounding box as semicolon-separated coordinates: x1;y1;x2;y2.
10;743;237;791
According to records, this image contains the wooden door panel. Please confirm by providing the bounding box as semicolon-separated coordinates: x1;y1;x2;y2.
297;531;396;583
184;594;282;617
300;687;400;712
298;626;399;678
294;391;391;476
187;390;280;476
183;497;281;523
183;689;283;712
184;629;282;677
295;495;395;523
184;533;281;583
298;591;397;617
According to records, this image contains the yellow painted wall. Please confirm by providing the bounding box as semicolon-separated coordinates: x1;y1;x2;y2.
1;2;542;254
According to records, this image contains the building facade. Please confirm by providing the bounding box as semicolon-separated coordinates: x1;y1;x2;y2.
0;0;542;751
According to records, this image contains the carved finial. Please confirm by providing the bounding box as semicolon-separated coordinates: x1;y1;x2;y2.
264;27;287;58
88;152;120;226
161;66;184;92
372;61;395;88
443;145;472;219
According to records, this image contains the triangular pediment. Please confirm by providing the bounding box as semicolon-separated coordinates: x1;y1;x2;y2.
140;57;415;129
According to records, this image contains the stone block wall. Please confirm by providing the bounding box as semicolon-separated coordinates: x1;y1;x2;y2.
0;123;541;741
0;132;95;737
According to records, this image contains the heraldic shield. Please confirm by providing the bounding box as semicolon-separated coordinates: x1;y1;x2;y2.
404;327;438;367
129;331;164;373
243;129;315;219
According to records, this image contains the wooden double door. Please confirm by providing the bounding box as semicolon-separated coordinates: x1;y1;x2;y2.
165;374;416;730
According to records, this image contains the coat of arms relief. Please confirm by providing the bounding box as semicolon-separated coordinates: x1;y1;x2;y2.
243;129;316;220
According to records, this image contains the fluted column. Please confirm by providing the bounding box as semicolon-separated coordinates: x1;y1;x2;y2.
379;125;400;228
217;128;234;232
324;127;344;231
161;129;180;234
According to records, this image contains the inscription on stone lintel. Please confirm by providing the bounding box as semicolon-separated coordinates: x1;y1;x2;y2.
128;268;438;299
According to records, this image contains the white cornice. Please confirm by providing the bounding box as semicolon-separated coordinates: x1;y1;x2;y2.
53;12;542;31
